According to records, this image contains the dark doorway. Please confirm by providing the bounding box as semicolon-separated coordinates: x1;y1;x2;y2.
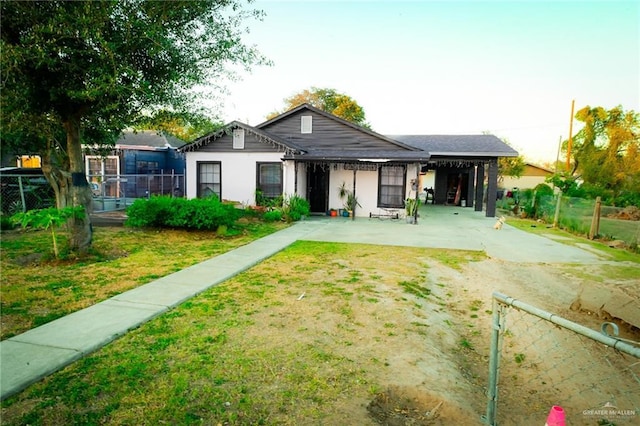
445;172;469;206
307;165;329;213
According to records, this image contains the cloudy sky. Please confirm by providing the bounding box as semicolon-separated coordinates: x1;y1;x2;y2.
218;0;639;164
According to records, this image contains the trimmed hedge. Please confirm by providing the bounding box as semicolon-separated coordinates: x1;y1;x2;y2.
125;196;241;230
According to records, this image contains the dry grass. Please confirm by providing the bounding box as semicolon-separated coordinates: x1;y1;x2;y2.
0;221;288;339
1;241;486;425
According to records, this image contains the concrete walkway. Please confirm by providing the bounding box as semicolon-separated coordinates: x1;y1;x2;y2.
0;206;601;400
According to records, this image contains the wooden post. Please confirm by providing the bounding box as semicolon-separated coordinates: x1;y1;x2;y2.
553;189;562;228
588;196;602;240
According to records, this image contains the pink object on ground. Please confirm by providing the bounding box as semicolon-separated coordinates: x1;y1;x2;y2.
545;405;565;426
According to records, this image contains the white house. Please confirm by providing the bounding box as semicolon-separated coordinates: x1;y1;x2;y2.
179;104;518;218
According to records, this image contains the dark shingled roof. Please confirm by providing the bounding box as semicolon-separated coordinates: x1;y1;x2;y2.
259;103;420;152
388;135;518;157
117;130;186;150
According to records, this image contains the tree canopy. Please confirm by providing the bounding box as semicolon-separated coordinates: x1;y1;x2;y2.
268;87;370;129
563;105;640;205
132;110;224;143
1;0;267;252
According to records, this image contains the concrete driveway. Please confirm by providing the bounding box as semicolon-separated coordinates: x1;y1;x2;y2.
296;205;602;264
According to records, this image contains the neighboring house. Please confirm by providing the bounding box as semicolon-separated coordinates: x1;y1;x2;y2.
85;130;186;198
500;163;554;190
179;104;518;217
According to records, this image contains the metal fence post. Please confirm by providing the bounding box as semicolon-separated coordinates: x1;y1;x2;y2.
484;296;505;425
17;176;26;213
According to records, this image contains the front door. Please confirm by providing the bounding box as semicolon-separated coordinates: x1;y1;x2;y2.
307;165;329;214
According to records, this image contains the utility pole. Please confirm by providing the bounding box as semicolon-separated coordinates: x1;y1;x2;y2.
566;100;575;170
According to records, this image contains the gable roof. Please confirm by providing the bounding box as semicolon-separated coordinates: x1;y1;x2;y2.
179;121;306;154
258;103;420;152
389;135;518;158
117;130;186;151
179;105;517;162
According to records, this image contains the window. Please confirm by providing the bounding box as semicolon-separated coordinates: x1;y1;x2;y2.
301;115;312;134
378;166;405;208
85;155;119;178
233;128;245;149
256;162;282;198
136;161;159;174
85;155;121;197
197;162;221;199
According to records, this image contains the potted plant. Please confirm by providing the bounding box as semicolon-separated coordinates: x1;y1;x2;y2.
345;191;360;217
338;182;360;219
405;197;419;224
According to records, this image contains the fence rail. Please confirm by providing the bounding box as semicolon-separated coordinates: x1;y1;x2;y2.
0;173;185;214
87;173;185;212
498;193;640;247
484;292;640;425
0;173;55;214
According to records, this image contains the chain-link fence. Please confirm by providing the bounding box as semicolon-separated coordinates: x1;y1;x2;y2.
484;292;640;425
88;173;185;212
0;172;185;214
0;172;55;215
498;193;640;248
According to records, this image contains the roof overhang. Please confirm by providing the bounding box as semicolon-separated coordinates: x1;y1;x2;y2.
284;150;430;162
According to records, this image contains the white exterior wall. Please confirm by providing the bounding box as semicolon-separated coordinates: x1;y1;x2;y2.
185;151;284;204
324;163;421;218
283;160;308;199
186;154;421;217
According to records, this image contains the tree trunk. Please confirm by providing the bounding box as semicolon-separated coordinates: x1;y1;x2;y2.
41;139;71;210
62;116;93;254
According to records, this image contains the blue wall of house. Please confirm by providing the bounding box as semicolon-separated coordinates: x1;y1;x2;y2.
121;150;185;175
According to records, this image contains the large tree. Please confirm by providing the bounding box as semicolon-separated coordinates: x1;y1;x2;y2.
566;105;640;198
1;0;266;253
268;87;370;128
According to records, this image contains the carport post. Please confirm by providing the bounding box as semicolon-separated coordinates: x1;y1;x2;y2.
351;169;356;220
414;164;419;224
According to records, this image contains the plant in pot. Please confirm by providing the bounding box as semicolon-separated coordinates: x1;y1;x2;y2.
338;182;360;219
405;197;419;224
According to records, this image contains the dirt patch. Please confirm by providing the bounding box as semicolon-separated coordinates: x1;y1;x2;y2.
367;385;471;425
607;206;640;221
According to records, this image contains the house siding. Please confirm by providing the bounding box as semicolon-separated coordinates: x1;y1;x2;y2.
260;110;407;152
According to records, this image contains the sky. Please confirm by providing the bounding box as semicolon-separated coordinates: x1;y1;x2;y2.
217;0;639;164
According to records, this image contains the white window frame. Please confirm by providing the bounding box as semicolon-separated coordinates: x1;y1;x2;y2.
301;115;312;134
233;128;245;149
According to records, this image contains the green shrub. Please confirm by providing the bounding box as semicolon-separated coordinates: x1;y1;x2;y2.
282;195;310;222
1;215;15;231
263;210;283;222
255;189;283;209
125;196;172;228
126;196;240;230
